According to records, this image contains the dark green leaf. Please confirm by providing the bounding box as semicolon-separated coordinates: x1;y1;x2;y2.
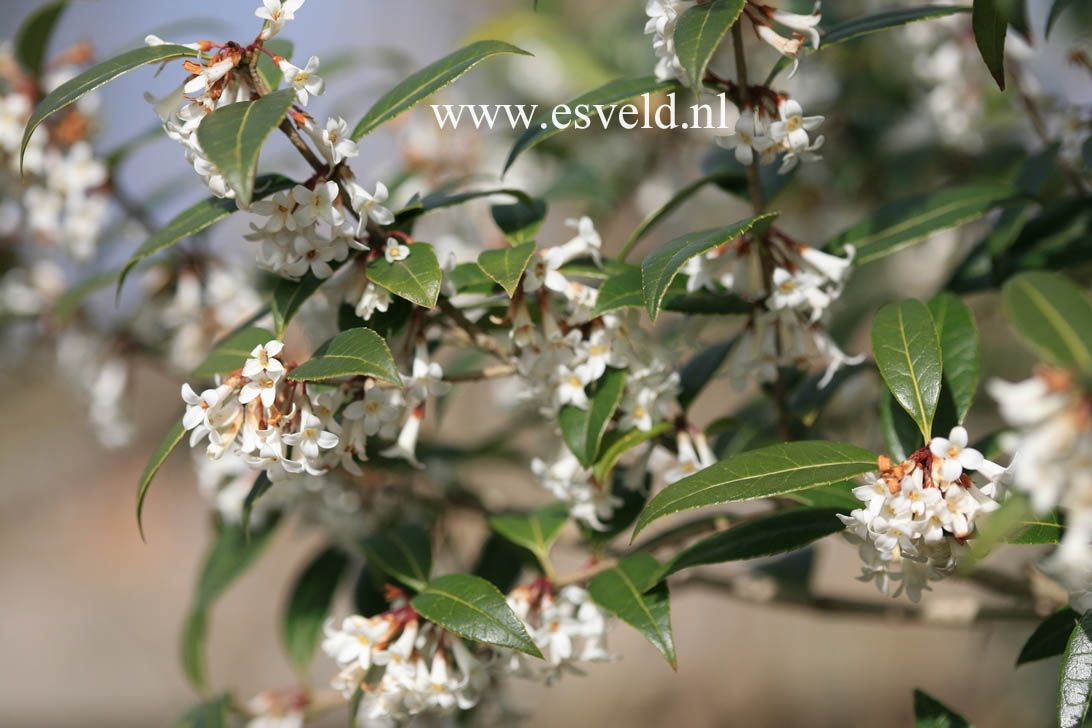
559;367;627;467
411;573;542;657
136;417;186;539
766;6;972;83
785;481;862;511
593;422;672;484
1018;608;1079;665
1047;0;1078;37
352;41;531;139
271;268;332;338
826;184;1014;264
195;88;296;207
352;564;390;617
287;327;401;385
673;0;745;91
881;388;923;462
489;502;569;564
473;533;536;594
477;242;537;297
678;340;734;410
118;174;293;293
642;213;778;320
257;38;292;90
621;173;739;261
913;689;973;728
592;266;644;317
22;44;199;170
662;290;750;315
1008;511;1063;544
1060;613;1092;728
588;553;676;669
179;609;208;691
242;471;273;539
634;441;877;537
871;299;942;442
504;75;681;172
395;188;530;226
663;508;845;577
973;0;1007;90
281;547;349;672
15;1;66;77
1003;272;1092;376
362;524;432;592
366;242;442;308
928;292;980;424
192;326;275;379
492;198;546;243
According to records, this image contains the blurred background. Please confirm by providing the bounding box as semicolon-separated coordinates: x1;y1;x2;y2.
2;0;1091;725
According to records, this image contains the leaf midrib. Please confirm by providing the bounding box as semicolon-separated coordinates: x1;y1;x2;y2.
1016;278;1092;372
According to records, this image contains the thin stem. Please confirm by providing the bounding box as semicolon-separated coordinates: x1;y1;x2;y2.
732;22;764;213
438;298;507;362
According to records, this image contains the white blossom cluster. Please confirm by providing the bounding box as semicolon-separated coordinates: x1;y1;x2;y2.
180;338;451;489
0;44;111;261
644;0;697;85
320;580;608;725
839;426;1004;601
716;97;825;175
682;227;861;388
510;217;686;529
989;369;1092;613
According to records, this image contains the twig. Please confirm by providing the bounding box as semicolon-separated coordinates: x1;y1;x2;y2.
437;298;507;362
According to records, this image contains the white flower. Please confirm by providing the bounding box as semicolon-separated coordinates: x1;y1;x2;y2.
255;0;305;40
283;410;339;459
239;371;279;408
182;57;237;95
755;24;804;77
768;99;824;153
929;426;984;481
523;253;569;294
380;409;424;467
770;2;822;51
344;387;403;437
348;181;395;229
407;343;452;401
279;55;324;105
242;340;285;380
555;364;592;409
250;190;298;233
312;116;358;165
291;181;342;228
384;237;410;263
715;112;773;166
181;383;220;431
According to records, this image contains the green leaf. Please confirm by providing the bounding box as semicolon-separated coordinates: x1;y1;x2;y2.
287;328;401;385
972;0;1007;90
678;340;734;410
1018;608;1080;665
663;290;750;315
620;173;739;262
491;198;547;243
928;292;980;424
663;508;844;577
504;75;680;172
588;553;676;669
1003;272;1092;376
1060;613;1092;728
1008;511;1063;544
593;422;672;484
182;519;279;688
784;481;862;511
913;689;973;728
871;299;943;443
281;547;349;672
256;38;293;90
15;1;66;77
242;471;273;539
21;44;199;170
477;242;537;297
366;242;442;308
880;388;923;462
489;502;569;566
195;88;296;207
352;40;531;139
173;694;230;728
410;573;542;657
641;213;778;320
673;0;745;91
826;184;1014;264
191;326;275;379
765;6;971;84
136;417;186;539
634;441;877;537
271;269;330;338
592;266;645;317
362;524;432;592
559;367;627;468
395;188;531;226
117;174;293;294
1047;0;1078;37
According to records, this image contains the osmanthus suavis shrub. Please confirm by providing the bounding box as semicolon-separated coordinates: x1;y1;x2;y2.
4;0;1092;725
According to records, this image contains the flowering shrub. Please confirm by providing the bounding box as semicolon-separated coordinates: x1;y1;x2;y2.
5;0;1092;725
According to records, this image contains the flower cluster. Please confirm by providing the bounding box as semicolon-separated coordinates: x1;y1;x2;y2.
645;0;697;85
716;96;825;175
508;217;683;528
839;426;1004;601
321;579;609;724
989;368;1092;612
0;44;110;260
